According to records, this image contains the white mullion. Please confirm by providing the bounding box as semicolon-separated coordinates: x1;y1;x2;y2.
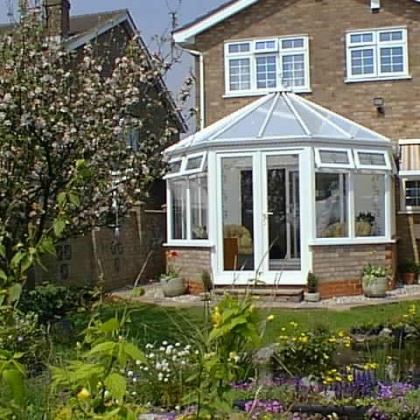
384;173;391;238
185;180;191;240
348;173;355;238
166;182;173;241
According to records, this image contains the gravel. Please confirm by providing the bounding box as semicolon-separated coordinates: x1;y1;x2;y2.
113;283;420;308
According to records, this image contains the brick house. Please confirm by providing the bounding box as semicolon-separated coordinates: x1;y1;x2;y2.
166;0;420;297
10;0;186;290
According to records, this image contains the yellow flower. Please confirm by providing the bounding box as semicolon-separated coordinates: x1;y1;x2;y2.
338;331;345;338
267;315;275;321
211;308;222;326
77;388;90;400
328;337;336;343
289;321;298;328
347;374;354;382
335;376;342;382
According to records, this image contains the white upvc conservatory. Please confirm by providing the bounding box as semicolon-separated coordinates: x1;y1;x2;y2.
164;91;395;287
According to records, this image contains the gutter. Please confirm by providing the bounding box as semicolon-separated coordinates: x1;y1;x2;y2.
177;46;205;130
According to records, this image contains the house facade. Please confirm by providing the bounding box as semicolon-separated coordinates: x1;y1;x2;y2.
20;1;186;290
168;0;420;297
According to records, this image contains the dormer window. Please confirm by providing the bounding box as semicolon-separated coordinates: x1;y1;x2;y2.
345;27;409;82
224;35;310;97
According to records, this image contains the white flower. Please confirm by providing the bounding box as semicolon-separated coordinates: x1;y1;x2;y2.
127;370;133;377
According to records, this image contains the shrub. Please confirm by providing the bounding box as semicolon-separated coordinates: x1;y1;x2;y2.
18;282;98;324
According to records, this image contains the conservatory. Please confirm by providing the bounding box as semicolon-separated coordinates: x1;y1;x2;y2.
164;91;395;291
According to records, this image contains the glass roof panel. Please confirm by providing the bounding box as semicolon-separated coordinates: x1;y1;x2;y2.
262;97;307;138
217;101;273;140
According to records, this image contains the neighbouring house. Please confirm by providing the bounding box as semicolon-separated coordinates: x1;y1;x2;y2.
166;0;420;298
2;0;186;290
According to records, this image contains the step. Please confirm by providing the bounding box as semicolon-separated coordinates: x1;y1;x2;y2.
213;287;304;303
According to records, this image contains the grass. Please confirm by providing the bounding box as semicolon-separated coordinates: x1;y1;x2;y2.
71;298;420;346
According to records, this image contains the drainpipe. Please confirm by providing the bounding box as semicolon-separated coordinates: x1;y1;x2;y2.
178;46;205;130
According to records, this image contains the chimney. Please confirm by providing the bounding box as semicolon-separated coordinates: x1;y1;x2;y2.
44;0;70;39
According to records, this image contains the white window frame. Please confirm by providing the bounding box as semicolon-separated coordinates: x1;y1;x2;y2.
354;149;391;170
224;35;310;96
314;171;391;242
346;27;409;82
400;176;420;213
314;148;354;169
164;157;183;179
183;152;207;176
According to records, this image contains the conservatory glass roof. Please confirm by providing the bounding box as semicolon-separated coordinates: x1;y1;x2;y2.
165;91;391;154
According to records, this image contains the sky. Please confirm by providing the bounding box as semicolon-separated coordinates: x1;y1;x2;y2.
0;0;227;101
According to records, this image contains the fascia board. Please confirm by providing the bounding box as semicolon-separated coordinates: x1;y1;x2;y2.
173;0;258;44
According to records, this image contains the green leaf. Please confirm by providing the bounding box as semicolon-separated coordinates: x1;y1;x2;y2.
104;372;126;402
97;317;120;333
68;192;80;207
88;341;117;357
57;192;67;206
0;269;7;282
53;218;66;237
7;283;22;303
0;244;6;258
39;237;56;256
122;342;146;364
2;369;25;405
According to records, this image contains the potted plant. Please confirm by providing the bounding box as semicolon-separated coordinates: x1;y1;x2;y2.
398;260;418;285
304;272;320;302
160;250;186;297
362;263;390;297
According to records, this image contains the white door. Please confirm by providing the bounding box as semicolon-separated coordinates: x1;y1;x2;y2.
216;151;306;285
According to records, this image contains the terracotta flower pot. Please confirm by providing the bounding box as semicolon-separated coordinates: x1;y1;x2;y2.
401;272;416;285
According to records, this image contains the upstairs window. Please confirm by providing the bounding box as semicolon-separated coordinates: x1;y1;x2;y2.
346;27;408;82
225;36;310;95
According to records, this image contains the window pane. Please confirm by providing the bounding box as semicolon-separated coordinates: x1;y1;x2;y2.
316;173;348;238
282;53;305;87
351;49;374;75
319;150;350;164
190;176;208;239
228;42;250;53
379;30;403;42
380;47;404;73
222;157;254;270
358;152;386;166
186;155;203;171
282;38;304;49
406;180;420;207
229;58;251;90
255;40;276;50
169;179;186;239
256;55;277;89
354;174;385;237
350;33;373;44
168;160;182;174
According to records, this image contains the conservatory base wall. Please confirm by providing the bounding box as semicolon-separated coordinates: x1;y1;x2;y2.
165;246;212;295
312;242;397;298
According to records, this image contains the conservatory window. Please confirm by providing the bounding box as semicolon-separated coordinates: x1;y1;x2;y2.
169;179;187;240
354;150;391;170
354;174;385;236
346;27;408;82
190;176;208;239
167;159;182;176
184;153;206;175
314;148;353;169
225;35;310;95
315;173;349;238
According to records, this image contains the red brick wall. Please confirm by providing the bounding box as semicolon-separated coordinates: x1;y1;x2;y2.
164;246;212;293
312;242;397;298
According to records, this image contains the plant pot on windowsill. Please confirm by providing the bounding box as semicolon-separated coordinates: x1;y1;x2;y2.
160;277;186;297
304;291;321;302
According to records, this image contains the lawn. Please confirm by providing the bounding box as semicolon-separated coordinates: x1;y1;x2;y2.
87;298;420;346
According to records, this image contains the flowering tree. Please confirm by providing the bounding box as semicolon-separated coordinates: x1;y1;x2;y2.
0;11;182;281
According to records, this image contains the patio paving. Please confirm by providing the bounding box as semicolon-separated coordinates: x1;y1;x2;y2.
110;283;420;310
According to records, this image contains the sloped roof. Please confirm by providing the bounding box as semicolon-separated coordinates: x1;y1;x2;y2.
173;0;257;45
166;91;391;154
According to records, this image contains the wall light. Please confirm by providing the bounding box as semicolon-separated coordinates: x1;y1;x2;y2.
373;97;385;115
